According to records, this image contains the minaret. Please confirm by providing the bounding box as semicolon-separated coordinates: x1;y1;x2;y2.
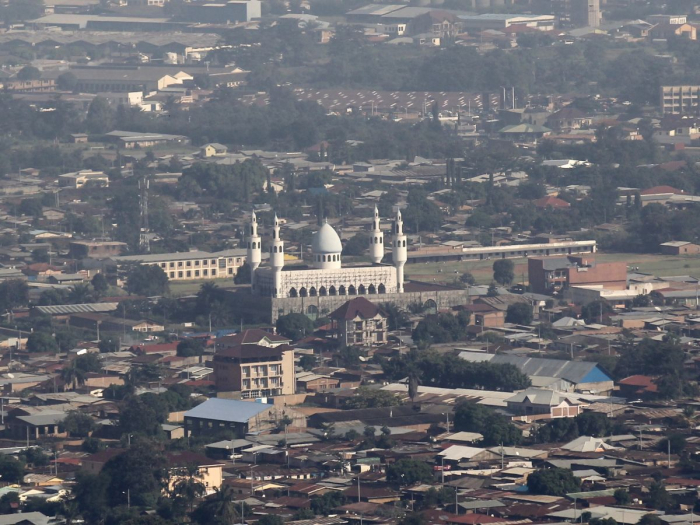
393;209;407;293
270;213;285;297
247;210;262;276
369;205;384;264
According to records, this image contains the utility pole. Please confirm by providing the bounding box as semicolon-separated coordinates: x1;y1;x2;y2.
139;175;150;253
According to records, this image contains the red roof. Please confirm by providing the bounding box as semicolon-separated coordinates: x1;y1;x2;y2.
533;196;571;209
329;297;384;320
130;342;178;354
640;185;685;195
618;375;658;393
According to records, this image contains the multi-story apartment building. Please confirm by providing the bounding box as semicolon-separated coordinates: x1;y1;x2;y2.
113;249;247;282
213;343;295;398
661;86;700;114
329;297;388;347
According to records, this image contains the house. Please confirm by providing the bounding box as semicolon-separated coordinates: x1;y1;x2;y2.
659;241;700;255
183;398;277;437
618;375;659;398
58;170;109;189
212;343;295;398
506;388;588;420
165;451;225;494
112;249;247;281
200;143;228;158
329;297;388;347
69;241;127;259
546;107;592;131
533;196;571;209
649;22;696;40
104;130;190;149
498;123;551;141
216;329;291;348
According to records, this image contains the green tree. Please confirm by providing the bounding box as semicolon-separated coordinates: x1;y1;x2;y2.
493;259;515;286
86;97;114;134
299;354;317;371
119;396;165;436
506;303;533;325
386;458;435;485
646;480;671;510
91;273;109;296
17;66;40;81
614;489;630;505
658;434;686;454
177;339;205;358
26;332;59;353
527;468;581;496
192;485;241;525
57;72;78;92
73;471;109;524
638;515;663;525
102;439;167;508
454;402;521;446
276;312;314;341
0;455;24;484
257;516;284;525
62;411;95;437
343;233;367;256
171;465;206;512
126;264;169;297
344;386;402;409
460;272;476;286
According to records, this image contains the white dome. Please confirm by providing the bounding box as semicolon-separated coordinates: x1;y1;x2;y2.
312;222;343;254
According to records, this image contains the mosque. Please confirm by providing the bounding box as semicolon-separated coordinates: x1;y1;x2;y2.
244;208;468;323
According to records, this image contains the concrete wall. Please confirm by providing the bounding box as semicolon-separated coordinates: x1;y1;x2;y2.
270;287;469;323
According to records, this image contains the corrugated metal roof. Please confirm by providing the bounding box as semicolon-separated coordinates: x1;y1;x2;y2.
34;303;118;315
184;398;271;424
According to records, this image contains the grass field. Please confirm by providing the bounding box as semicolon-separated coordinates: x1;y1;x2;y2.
406;251;700;286
166;252;700;295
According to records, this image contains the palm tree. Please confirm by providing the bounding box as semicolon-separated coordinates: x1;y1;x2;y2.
171;465;206;513
57;497;80;525
67;284;93;305
192;484;240;525
61;363;86;391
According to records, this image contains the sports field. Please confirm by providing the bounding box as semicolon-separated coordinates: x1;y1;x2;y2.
406;252;700;286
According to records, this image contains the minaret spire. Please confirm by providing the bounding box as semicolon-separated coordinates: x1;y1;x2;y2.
369;205;384;264
393;208;407;293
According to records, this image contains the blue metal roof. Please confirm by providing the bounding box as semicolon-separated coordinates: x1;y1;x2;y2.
184;398;271;424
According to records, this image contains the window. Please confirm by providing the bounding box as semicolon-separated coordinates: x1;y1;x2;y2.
186;261;192;267
203;260;208;266
178;262;183;268
203;269;208;276
195;260;200;267
170;272;175;278
178;271;183;278
160;263;166;268
195;270;200;277
186;271;191;278
169;262;174;268
212;270;217;276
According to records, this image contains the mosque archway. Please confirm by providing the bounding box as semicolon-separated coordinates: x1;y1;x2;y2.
289;288;298;298
307;305;318;321
424;299;437;314
299;287;308;297
319;286;327;296
378;283;386;294
309;287;317;297
358;284;366;294
329;286;337;296
339;285;347;295
368;284;376;294
348;285;356;295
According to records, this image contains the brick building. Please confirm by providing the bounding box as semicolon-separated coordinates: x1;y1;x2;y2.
527;255;627;295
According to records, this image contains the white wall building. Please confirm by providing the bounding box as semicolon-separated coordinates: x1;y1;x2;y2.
249;207;406;299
